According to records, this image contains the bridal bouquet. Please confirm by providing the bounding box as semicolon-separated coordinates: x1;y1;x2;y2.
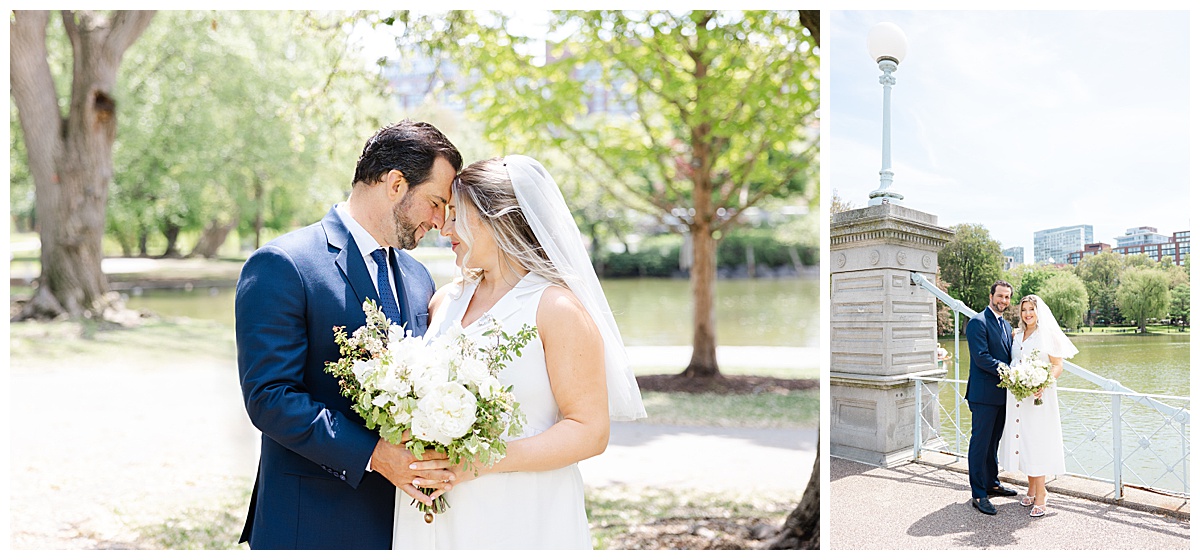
325;300;534;522
997;349;1055;405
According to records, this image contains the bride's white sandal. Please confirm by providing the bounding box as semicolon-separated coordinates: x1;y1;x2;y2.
1020;495;1035;507
1030;503;1047;517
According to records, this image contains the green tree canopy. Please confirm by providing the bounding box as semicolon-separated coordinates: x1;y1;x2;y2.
385;10;819;378
1074;250;1123;326
1169;283;1190;327
1009;263;1061;302
1116;268;1171;333
938;223;1004;313
111;11;398;256
1037;273;1088;331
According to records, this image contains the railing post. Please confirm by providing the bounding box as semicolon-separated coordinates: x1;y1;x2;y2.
914;379;922;461
1112;393;1123;500
1182;418;1190;494
954;311;961;456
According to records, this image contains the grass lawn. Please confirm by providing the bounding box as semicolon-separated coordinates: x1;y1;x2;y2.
1067;324;1189;335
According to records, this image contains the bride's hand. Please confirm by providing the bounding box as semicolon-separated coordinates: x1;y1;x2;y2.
1034;389;1044;399
412;459;485;500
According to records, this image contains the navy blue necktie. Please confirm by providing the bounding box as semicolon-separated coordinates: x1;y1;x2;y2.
370;248;404;326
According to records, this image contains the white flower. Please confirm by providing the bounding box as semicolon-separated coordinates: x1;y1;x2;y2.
476;375;501;400
1029;364;1049;387
455;355;490;387
353;359;382;389
411;382;479;445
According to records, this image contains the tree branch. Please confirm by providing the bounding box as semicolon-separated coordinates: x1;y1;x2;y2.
559;126;680;218
604;31;691;123
10;11;64;190
632;93;688;204
716;142;814;233
103;11;156;61
798;10;819;45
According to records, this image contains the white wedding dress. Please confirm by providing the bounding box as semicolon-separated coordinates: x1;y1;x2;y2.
998;328;1067;477
392;272;592;549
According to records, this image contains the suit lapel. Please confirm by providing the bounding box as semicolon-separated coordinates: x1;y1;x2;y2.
323;208;378;311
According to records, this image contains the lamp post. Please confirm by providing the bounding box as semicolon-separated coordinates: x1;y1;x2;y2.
867;22;908;206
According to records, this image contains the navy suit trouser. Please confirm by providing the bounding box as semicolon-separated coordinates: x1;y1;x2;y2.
967;400;1006;500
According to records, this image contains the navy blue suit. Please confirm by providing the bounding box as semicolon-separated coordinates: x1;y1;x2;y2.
964;306;1013;500
235;207;435;549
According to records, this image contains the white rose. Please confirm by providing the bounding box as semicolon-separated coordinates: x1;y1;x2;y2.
410;382;478;446
375;364;413;398
1030;365;1049;387
455;355;490;387
353;359;382;389
476;376;501;400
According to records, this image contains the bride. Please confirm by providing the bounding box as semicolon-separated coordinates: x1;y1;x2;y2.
998;294;1078;518
393;155;646;549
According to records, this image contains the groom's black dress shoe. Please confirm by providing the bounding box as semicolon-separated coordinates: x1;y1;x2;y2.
987;485;1018;497
972;497;997;515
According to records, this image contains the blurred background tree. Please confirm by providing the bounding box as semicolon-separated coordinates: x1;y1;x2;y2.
385;9;819;378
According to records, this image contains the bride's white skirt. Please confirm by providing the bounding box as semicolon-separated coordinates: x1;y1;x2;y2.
392;464;592;549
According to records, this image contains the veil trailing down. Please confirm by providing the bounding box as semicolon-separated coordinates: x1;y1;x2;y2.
1020;294;1078;359
504;154;647;421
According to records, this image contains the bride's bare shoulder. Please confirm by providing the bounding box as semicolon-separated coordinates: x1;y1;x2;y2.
535;285;599;339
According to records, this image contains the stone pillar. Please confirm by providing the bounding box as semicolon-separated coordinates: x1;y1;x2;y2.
829;204;953;466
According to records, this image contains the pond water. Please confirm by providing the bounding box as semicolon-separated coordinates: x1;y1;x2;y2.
121;276;819;348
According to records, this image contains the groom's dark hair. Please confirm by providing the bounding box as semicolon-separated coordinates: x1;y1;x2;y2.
990;280;1013;295
352;120;463;188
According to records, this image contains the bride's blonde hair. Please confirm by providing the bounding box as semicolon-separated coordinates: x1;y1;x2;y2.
451;157;566;287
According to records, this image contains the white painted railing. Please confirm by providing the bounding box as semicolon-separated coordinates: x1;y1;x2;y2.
909;272;1190;499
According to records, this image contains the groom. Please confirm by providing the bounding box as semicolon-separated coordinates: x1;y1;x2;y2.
236;120;462;549
964;280;1018;515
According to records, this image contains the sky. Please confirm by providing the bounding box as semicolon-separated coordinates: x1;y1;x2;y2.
828;10;1191;263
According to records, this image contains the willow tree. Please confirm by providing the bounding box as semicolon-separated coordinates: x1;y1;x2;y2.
389;10;819;377
11;10;155;320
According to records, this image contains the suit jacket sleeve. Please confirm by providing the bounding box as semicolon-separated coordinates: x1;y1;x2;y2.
966;315;1003;381
236;245;378;488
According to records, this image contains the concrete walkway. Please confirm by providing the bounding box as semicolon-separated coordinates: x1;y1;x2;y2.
582;423;816;498
831;456;1190;550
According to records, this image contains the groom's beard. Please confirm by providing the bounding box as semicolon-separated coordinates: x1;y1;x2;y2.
392;193;422;250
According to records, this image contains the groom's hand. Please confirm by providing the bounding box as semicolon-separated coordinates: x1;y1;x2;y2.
370;439;455;505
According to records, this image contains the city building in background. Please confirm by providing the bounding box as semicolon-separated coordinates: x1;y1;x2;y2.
1033;224;1093;265
1115;226;1171;248
1067;242;1112;265
1002;246;1024;270
1111;230;1190;265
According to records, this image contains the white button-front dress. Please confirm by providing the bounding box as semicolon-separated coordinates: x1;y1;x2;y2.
998;328;1067;477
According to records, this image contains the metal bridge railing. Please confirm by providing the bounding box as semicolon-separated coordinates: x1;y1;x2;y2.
908;272;1190;499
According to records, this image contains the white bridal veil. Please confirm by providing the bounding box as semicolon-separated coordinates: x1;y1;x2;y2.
505;155;647;421
1023;294;1079;360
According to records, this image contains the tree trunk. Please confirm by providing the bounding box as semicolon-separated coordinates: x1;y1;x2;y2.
10;10;155;321
189;215;238;258
683;220;720;378
681;41;721;379
137;229;150;257
161;221;182;258
766;449;820;549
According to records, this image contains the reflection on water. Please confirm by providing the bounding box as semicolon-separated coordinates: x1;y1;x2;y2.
934;335;1190;493
122;276;819;348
